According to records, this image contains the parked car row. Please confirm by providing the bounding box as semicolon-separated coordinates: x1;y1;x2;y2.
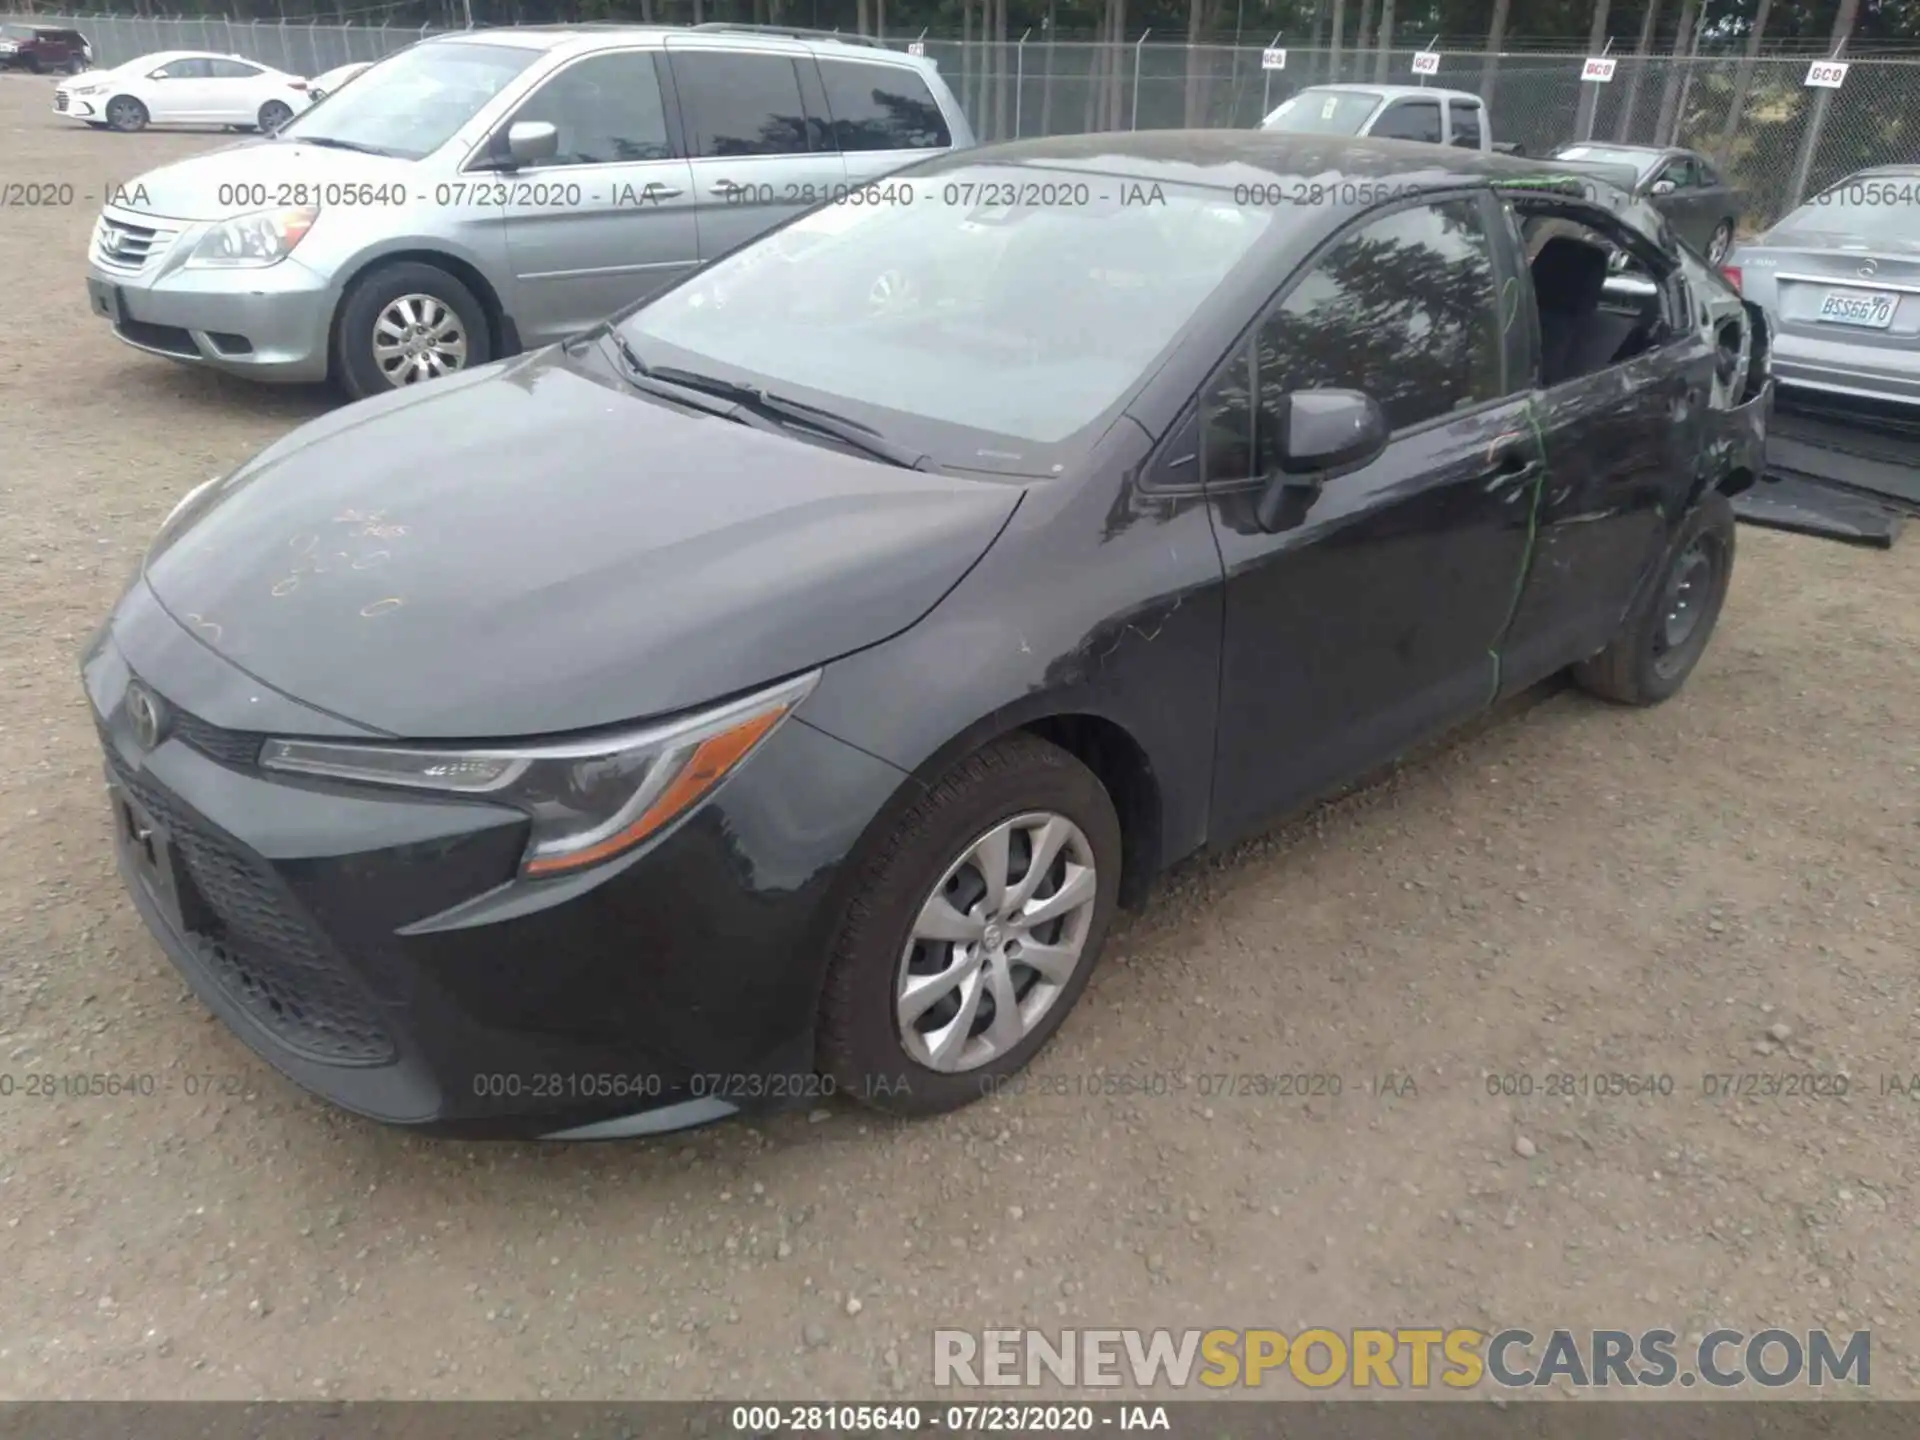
80;29;1778;1138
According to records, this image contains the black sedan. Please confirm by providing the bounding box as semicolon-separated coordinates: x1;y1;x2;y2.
1549;142;1745;264
84;132;1770;1140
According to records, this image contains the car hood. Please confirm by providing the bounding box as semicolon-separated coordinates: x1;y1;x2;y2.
140;345;1023;739
108;140;414;222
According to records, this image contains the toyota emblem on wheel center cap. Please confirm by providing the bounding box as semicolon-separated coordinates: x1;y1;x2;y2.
126;682;167;751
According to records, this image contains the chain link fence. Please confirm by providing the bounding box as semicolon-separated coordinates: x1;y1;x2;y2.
12;14;1919;225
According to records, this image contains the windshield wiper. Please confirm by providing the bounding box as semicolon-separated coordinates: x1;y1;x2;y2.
597;331;794;434
285;135;396;156
644;363;936;472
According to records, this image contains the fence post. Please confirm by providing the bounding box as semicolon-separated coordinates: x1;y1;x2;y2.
1014;29;1028;139
1261;27;1282;116
307;17;318;76
1129;27;1148;130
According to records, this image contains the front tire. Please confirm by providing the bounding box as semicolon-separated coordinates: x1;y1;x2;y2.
818;734;1122;1118
332;261;490;401
104;95;147;132
257;99;293;132
1574;493;1735;706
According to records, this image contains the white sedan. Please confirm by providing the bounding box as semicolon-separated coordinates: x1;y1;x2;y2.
53;50;313;133
307;60;371;101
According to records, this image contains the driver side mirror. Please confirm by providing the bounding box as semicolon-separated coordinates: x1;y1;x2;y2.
1254;389;1389;532
485;120;558;170
1650;178;1677;196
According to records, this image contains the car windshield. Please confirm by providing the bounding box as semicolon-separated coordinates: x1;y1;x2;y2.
276;40;539;160
1777;177;1920;243
618;166;1275;470
1262;90;1380;135
1553;144;1663;179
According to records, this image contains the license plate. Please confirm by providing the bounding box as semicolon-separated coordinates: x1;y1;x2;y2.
1816;289;1898;328
86;277;125;324
108;783;187;934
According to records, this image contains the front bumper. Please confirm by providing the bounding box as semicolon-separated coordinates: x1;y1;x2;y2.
83;582;910;1138
86;211;336;383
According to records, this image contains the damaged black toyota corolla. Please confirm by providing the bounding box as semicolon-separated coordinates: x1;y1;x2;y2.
83;133;1771;1140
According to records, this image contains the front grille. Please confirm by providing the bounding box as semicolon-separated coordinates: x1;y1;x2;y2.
53;90;69;110
171;710;266;770
107;749;396;1066
93;215;179;274
115;318;198;358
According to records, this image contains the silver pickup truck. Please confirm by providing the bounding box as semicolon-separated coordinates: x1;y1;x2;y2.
1259;83;1527;155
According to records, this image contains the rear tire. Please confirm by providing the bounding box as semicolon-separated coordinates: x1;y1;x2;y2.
332;261;491;401
1574;493;1735;706
1707;219;1734;265
104;95;147;132
817;733;1122;1119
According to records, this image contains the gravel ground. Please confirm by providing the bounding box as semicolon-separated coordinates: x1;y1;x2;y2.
2;76;1918;1403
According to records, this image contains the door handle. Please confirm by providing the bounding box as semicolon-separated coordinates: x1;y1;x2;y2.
645;186;683;199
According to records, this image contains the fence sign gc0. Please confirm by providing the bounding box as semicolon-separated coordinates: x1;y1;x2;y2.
1581;56;1617;82
1411;50;1441;75
1804;59;1848;88
1262;47;1287;70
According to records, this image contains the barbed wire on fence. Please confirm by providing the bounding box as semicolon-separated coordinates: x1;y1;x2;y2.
11;12;1919;223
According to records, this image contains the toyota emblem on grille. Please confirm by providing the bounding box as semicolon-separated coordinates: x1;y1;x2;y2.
1858;259;1878;278
126;683;167;751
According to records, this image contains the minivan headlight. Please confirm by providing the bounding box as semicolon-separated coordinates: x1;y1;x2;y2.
185;205;317;268
260;671;819;877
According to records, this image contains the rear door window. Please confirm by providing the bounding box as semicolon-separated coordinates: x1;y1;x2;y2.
1372;99;1443;144
671;50;815;157
817;57;951;151
1449;101;1483;149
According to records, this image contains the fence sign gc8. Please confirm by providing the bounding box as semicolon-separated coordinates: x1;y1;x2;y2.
1581;56;1617;82
1261;47;1286;70
1411;50;1441;75
1804;59;1848;88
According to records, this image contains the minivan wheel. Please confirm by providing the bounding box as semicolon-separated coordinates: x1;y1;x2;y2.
1574;492;1735;706
257;99;293;132
333;262;491;401
105;95;147;131
818;734;1122;1118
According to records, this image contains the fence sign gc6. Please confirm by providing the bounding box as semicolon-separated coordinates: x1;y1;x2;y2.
1411;50;1441;75
1804;59;1848;88
1261;47;1286;70
1581;56;1617;82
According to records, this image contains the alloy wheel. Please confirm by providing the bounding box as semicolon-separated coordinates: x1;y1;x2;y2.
371;293;469;386
260;100;293;132
106;97;144;131
1707;223;1733;265
895;812;1099;1073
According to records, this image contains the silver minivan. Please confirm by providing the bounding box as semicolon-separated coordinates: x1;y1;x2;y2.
83;24;973;398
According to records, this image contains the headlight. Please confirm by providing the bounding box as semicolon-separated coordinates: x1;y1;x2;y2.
260;671;819;877
184;205;317;269
71;81;105;94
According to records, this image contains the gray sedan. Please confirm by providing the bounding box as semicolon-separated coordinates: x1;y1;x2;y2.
1725;164;1920;411
1550;142;1745;264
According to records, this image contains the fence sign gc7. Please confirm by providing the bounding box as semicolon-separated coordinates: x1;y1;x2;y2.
1411;50;1441;75
906;40;925;56
1261;47;1286;70
1804;59;1848;88
1581;56;1617;82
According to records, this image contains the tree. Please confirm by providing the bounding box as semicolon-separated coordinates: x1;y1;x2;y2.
1717;0;1775;157
1652;0;1699;145
1614;0;1663;142
1479;0;1512;107
1372;0;1395;82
